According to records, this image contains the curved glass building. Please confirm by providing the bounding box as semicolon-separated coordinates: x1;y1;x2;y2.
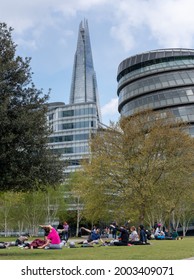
117;48;194;136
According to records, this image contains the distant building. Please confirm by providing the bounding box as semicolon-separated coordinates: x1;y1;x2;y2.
47;20;102;176
117;48;194;136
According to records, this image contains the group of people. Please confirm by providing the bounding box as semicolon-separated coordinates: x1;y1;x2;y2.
22;221;70;249
0;221;70;250
153;223;181;240
28;221;70;249
29;225;63;249
77;223;150;247
0;221;182;250
77;222;182;247
109;224;149;246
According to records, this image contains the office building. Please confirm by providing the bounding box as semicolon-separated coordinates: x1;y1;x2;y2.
117;48;194;136
47;20;102;175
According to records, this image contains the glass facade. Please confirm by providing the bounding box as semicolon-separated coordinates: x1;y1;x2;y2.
117;48;194;137
47;102;98;174
47;20;101;175
69;19;101;122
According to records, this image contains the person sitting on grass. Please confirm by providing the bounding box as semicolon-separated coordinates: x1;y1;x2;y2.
80;226;104;245
128;226;139;244
171;229;181;240
35;225;62;249
110;224;129;246
15;234;29;247
154;224;165;240
139;224;149;244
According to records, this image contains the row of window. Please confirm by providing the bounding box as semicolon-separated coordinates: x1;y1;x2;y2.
119;70;194;106
118;59;194;88
118;55;194;80
120;87;194;114
121;103;194;124
52;145;89;155
64;158;89;167
66;159;81;166
48;133;89;143
58;107;96;118
58;120;95;130
172;106;194;117
48;107;96;120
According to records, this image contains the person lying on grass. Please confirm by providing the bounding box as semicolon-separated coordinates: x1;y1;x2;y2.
0;242;10;249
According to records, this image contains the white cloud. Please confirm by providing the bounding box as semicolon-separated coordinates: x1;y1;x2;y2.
111;24;136;52
2;0;194;51
145;0;194;48
56;0;111;14
0;0;113;52
0;0;111;33
101;98;120;125
110;0;194;51
101;98;118;116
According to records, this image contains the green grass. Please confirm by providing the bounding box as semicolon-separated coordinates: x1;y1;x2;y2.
0;237;194;260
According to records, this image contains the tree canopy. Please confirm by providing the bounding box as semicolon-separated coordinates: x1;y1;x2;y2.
75;110;194;225
0;22;64;191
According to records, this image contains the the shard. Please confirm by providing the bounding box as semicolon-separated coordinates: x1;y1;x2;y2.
47;20;102;175
69;19;101;122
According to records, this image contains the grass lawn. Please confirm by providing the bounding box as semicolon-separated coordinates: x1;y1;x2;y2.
0;237;194;260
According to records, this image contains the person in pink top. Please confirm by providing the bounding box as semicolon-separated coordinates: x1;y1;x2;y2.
39;225;62;249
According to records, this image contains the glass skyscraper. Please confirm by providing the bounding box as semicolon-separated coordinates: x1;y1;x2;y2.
47;20;101;175
69;20;101;122
117;48;194;136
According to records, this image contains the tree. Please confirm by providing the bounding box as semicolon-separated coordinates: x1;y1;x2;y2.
78;110;194;224
0;191;22;236
0;22;64;191
63;172;85;236
44;185;67;225
0;186;67;236
171;191;194;236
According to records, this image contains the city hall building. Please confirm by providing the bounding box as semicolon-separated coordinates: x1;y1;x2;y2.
117;48;194;136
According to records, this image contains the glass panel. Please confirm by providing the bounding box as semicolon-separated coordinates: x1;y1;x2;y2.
180;97;188;102
173;97;181;103
188;96;194;101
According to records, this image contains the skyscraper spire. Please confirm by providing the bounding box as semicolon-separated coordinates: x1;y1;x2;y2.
69;19;101;122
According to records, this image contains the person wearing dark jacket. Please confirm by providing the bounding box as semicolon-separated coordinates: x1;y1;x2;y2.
139;224;147;244
110;224;129;246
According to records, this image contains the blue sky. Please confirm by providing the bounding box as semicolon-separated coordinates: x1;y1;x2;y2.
1;0;194;124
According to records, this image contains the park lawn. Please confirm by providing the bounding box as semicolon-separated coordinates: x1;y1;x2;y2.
0;237;194;260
